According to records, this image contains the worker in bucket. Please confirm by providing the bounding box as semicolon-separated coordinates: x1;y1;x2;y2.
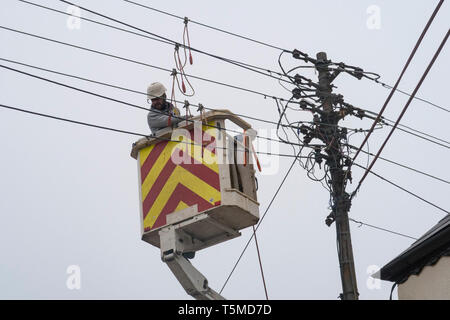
147;82;183;134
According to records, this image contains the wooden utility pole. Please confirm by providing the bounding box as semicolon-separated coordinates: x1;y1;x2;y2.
315;52;359;300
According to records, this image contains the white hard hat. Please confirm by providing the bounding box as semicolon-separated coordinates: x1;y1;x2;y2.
147;82;167;99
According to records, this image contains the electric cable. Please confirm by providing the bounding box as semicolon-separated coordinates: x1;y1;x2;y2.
0;62;329;159
123;0;289;52
218;153;431;295
349;218;418;240
252;225;269;300
352;162;449;215
351;0;444;164
353;28;449;196
22;0;447;147
0;103;146;137
47;0;296;84
34;0;445;115
345;144;450;185
0;102;318;159
219;149;301;294
375;80;449;114
278;52;449;149
4;25;445;149
382;119;450;148
0;57;360;147
0;25;289;101
353;107;449;146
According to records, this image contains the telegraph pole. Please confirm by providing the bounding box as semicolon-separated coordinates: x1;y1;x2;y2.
315;52;359;300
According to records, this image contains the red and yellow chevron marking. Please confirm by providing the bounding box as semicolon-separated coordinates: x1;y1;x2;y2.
139;123;221;231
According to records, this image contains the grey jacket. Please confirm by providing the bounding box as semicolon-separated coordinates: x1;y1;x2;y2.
147;102;183;134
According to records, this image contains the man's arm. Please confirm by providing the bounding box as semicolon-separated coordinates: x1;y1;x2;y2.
147;109;183;132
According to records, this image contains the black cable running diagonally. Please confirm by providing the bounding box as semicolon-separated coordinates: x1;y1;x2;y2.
1;102;443;288
49;0;296;84
351;0;444;164
354;106;450;147
125;0;447;117
0;103;147;137
0;63;304;147
0;56;378;143
22;1;448;119
352;163;449;215
0;102;321;159
3;10;443;149
3;57;448;186
348;218;418;240
0;25;288;101
0;57;348;135
353;28;449;197
3;24;447;148
218;153;432;294
2;90;435;239
382;119;449;148
345;144;449;185
375;80;449;114
123;0;289;52
0;61;333;152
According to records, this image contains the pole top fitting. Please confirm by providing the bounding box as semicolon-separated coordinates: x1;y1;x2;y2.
316;52;328;61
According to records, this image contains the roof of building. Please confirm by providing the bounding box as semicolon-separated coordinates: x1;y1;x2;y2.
378;214;450;283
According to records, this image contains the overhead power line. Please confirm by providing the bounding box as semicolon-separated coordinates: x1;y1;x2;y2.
354;28;449;196
252;224;269;300
2;102;444;287
352;163;449;215
4;56;448;183
0;61;332;152
3;24;446;148
351;0;444;164
2;57;448;185
0;45;445;149
0;102;319;159
120;0;446;115
45;0;295;84
349;218;418;240
219;153;428;294
346;144;450;185
383;118;449;148
0;103;146;137
355;107;450;147
0;25;288;101
376;81;449;114
122;0;289;52
32;0;447;118
17;1;448;129
0;57;356;133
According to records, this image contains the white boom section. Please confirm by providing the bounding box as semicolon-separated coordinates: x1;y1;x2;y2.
159;218;231;300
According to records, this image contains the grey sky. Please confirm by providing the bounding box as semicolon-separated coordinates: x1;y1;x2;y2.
0;0;448;299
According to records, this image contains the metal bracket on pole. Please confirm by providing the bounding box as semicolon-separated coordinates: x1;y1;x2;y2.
159;222;226;300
